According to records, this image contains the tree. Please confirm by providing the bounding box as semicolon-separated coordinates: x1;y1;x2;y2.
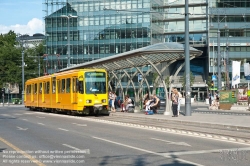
164;76;170;87
0;31;45;92
0;31;22;88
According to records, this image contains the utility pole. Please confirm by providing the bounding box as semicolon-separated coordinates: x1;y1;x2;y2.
22;49;24;105
185;0;191;116
217;12;221;91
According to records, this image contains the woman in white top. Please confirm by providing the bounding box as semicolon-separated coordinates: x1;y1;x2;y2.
110;91;116;112
124;95;133;112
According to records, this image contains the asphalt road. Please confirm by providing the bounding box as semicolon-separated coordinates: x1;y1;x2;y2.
0;106;250;166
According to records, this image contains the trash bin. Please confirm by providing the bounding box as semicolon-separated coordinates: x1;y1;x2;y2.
12;98;20;104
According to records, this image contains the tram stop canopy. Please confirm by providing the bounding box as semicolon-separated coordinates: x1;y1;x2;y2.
60;42;203;115
61;42;202;72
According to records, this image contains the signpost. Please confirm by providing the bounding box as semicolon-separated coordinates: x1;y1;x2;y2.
212;75;217;81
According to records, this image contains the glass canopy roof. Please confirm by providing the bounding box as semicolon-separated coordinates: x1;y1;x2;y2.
60;42;203;72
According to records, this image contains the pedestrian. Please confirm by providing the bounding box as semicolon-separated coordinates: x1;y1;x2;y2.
209;92;212;106
172;89;179;117
177;91;182;115
123;95;133;112
110;91;116;113
143;90;150;108
194;94;196;102
150;94;160;114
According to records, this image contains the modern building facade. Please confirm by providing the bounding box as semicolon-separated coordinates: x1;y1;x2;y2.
43;0;164;73
208;0;250;89
43;0;250;98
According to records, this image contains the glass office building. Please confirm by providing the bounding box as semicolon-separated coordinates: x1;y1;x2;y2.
43;0;164;73
43;0;250;90
208;0;250;88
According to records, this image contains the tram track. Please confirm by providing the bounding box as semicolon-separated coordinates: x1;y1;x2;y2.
85;114;250;144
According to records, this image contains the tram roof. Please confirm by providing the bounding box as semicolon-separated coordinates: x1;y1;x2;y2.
60;42;203;72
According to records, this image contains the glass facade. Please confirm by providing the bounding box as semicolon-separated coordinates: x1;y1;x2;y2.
208;0;250;84
43;0;250;89
163;0;208;81
43;0;164;73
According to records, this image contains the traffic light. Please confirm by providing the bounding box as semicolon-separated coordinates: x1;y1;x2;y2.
211;81;214;87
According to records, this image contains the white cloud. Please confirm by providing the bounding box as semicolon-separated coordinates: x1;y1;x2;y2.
0;18;44;35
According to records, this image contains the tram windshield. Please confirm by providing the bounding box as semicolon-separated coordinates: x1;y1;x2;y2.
85;72;106;94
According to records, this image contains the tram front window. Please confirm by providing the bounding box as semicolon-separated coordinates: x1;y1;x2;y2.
85;72;106;94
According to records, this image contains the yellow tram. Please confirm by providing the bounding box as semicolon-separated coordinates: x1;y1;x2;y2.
25;69;109;115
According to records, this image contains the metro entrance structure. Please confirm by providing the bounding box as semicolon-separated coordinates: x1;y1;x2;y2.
61;42;202;115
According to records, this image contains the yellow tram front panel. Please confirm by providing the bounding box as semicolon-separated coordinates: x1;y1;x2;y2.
76;69;108;112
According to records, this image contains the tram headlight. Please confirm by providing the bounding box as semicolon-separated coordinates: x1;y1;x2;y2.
102;99;106;103
86;100;92;103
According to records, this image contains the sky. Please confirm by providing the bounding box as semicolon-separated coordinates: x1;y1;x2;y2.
0;0;44;35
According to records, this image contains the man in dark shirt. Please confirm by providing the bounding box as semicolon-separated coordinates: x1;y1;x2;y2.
150;94;160;114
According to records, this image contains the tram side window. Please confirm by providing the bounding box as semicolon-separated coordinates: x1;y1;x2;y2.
52;78;56;94
26;85;31;94
66;78;71;93
39;83;42;94
77;80;84;94
61;79;65;93
31;84;34;94
46;81;50;94
34;83;37;94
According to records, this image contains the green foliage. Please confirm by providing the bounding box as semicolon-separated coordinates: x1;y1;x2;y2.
0;31;45;90
164;76;170;87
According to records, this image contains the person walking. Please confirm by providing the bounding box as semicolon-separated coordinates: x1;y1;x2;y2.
172;89;179;117
209;92;212;106
110;91;116;113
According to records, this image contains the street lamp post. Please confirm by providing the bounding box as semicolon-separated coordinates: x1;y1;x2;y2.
61;14;78;68
217;13;221;92
185;0;191;116
22;50;24;105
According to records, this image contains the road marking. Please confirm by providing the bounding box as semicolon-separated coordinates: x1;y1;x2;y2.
58;128;69;131
36;116;45;118
151;138;191;147
0;136;45;166
16;126;28;131
30;111;250;146
161;147;250;156
14;113;22;115
22;119;28;121
24;113;35;115
1;114;10;116
92;136;204;166
72;123;87;126
38;123;45;126
63;144;90;154
63;144;81;150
